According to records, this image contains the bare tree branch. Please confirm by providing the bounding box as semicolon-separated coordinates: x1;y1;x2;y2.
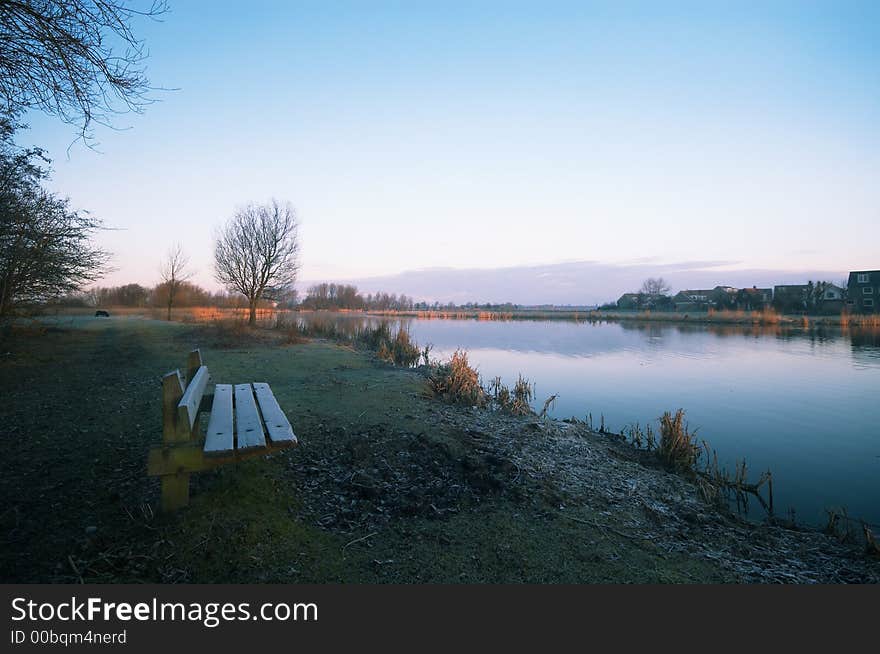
0;0;168;144
640;277;671;296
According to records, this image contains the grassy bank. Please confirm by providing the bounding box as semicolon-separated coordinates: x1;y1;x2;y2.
0;316;877;583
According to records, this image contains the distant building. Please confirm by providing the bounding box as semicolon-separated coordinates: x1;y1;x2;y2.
773;284;810;313
820;283;846;314
616;293;671;311
712;286;739;310
672;289;714;312
846;271;880;314
672;286;737;312
736;287;773;311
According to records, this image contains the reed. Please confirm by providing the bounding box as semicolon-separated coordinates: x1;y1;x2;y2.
486;374;535;415
428;349;487;406
658;409;700;471
377;328;421;367
623;410;774;516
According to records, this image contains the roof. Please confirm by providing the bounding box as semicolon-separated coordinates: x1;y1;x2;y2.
674;289;714;296
774;284;810;292
848;270;880;285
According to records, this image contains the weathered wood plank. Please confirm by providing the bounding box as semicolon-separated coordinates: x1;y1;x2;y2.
177;365;209;437
160;475;190;512
148;441;295;477
186;349;204;387
162;370;185;443
234;383;266;450
252;382;297;445
204;384;234;456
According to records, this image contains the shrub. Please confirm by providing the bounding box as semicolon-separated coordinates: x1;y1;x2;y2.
429;349;486;406
658;409;700;471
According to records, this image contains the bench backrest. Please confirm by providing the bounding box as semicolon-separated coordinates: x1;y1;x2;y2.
162;349;210;443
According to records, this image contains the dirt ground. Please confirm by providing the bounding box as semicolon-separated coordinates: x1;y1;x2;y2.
1;316;877;583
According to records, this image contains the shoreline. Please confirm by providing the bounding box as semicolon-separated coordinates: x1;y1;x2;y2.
363;308;880;328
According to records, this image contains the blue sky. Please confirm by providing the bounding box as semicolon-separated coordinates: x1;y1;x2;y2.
22;1;880;301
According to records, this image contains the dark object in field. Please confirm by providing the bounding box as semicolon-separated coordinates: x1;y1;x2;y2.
95;310;110;317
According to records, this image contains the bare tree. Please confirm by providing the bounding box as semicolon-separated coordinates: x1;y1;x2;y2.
214;200;300;326
0;0;168;142
640;277;671;296
0;185;108;317
159;243;192;321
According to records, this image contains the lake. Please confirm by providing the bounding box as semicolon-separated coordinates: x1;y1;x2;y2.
299;313;880;527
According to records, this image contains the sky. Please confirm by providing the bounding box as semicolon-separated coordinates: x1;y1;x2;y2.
22;1;880;303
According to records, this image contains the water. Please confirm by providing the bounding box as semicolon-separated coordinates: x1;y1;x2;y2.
298;313;880;526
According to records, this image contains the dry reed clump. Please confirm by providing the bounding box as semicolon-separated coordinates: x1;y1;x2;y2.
756;307;781;324
823;508;880;556
429;349;486;407
487;374;535;415
376;328;421;367
626;410;775;515
275;317;308;344
626;422;656;450
658;409;700;471
851;314;880;327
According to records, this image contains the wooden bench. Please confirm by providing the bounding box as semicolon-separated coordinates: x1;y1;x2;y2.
147;349;297;511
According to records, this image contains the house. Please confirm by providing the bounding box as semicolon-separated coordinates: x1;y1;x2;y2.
708;286;738;310
671;288;735;311
822;284;846;301
846;270;880;314
672;289;714;312
736;287;773;311
819;283;846;314
617;293;672;311
773;284;810;313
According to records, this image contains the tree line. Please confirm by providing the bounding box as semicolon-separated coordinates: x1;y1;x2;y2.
300;284;417;311
56;282;267;311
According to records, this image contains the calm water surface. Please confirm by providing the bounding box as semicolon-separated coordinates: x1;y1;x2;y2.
303;314;880;526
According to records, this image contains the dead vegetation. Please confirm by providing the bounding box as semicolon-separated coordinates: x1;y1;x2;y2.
626;410;775;519
427;350;545;417
428;350;486;407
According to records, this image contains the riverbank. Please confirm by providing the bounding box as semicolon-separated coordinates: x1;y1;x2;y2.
366;307;880;328
1;316;877;582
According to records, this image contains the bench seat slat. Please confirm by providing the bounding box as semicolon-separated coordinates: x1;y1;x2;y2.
178;365;210;430
204;384;234;456
252;382;297;445
234;383;266;450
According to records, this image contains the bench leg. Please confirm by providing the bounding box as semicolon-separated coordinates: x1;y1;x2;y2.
160;473;190;512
